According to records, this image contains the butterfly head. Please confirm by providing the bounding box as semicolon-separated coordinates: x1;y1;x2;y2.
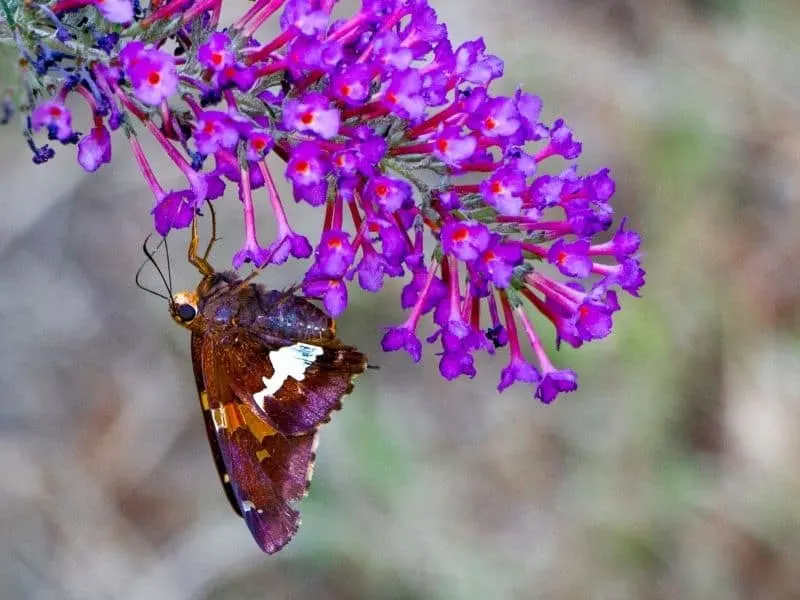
171;290;200;329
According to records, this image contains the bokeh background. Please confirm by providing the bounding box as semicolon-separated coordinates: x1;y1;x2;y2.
2;1;800;598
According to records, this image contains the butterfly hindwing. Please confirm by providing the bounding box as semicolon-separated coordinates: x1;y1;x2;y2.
196;331;318;554
217;330;368;436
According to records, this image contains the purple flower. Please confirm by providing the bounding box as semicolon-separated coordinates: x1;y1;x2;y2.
152;190;195;236
282;93;340;140
354;250;386;292
432;126;477;166
469;96;521;139
475;237;523;288
401;268;446;312
381;325;422;362
480;166;526;216
575;292;618;341
285;142;330;206
11;0;645;404
498;357;540;393
120;42;178;106
194;111;239;155
331;64;374;106
454;38;503;85
540;118;582;160
198;33;235;72
77;125;111;172
303;277;348;317
511;88;546;143
440;221;491;261
267;232;313;265
381;70;426;121
281;0;331;36
31;101;73;142
548;239;592;279
315;230;355;278
536;369;578;404
373;30;413;71
245;130;274;162
93;0;133;24
232;240;272;269
439;351;476;380
590;217;641;259
595;258;646;297
364;176;413;213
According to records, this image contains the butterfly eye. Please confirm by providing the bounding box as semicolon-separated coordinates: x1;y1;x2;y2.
176;303;197;323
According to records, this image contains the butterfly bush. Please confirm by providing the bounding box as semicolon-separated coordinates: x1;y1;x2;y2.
0;0;645;402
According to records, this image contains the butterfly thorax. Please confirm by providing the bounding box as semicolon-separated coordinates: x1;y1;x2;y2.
174;272;335;343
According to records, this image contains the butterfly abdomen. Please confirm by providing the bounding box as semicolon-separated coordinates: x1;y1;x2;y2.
253;288;335;342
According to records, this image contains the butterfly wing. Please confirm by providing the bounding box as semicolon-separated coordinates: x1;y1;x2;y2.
192;331;317;554
191;332;241;515
216;330;368;436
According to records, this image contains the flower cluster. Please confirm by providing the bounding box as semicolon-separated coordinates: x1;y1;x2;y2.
1;0;644;402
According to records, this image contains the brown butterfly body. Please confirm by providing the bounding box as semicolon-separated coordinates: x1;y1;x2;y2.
170;270;367;554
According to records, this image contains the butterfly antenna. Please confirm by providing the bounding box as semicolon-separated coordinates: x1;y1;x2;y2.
164;234;173;293
136;235;170;300
143;234;174;299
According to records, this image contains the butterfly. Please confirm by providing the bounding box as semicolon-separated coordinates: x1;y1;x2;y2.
142;216;367;553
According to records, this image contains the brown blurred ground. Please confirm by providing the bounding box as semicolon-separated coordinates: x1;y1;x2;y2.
2;1;800;599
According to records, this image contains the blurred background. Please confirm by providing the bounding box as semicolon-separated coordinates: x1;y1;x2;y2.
2;0;800;598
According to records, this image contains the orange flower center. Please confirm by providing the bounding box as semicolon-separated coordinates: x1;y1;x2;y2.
300;111;314;125
452;227;469;242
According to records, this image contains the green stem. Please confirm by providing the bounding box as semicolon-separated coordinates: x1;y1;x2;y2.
0;0;15;31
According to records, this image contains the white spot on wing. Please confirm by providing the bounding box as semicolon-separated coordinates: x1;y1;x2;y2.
253;343;324;409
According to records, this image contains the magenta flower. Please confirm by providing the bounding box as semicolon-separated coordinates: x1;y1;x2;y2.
152;190;195;237
282;94;340;140
94;0;133;24
31;101;74;142
441;221;491;262
6;0;645;402
77;125;112;172
120;42;178;106
198;33;236;72
194;111;240;155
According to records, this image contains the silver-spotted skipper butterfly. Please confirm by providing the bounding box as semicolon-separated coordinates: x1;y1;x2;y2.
141;216;367;553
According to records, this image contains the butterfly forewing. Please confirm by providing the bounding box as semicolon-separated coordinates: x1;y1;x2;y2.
216;330;367;436
197;331;318;553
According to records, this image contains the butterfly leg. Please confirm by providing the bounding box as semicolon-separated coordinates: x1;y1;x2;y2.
203;203;220;262
189;215;215;276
